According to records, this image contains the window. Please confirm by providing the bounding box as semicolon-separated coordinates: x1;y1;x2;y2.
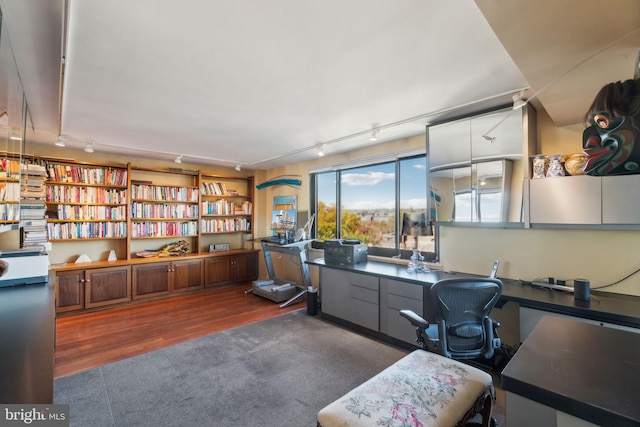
311;154;436;261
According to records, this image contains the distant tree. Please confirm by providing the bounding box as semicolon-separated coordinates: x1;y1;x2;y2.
317;201;336;241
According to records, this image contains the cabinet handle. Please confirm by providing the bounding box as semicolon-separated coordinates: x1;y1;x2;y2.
85;279;90;283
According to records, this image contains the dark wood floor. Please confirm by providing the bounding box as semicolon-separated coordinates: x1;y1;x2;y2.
54;283;303;378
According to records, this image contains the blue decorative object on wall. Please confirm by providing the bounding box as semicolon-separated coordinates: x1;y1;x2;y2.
257;176;302;190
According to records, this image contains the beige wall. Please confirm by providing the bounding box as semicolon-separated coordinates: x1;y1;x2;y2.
11;108;640;297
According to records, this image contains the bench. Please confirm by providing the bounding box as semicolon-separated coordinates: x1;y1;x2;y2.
317;350;494;427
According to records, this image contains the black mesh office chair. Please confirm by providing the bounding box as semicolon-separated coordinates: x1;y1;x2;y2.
400;277;504;360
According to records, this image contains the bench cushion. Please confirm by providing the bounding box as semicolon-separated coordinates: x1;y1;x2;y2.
317;350;492;427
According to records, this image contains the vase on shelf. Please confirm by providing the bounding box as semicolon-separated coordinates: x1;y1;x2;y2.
546;155;565;178
532;155;547;179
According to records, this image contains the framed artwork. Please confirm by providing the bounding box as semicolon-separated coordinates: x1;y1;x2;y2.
271;195;297;237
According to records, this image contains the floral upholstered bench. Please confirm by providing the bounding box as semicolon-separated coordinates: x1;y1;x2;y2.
317;350;495;427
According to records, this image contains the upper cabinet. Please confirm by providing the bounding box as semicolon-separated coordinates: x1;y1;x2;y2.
427;105;536;226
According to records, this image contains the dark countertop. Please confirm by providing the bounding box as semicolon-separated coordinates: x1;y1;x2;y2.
0;278;55;403
306;258;640;329
501;315;640;426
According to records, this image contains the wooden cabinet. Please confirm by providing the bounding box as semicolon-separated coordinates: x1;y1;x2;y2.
132;258;204;298
204;251;258;288
172;258;204;293
56;265;131;313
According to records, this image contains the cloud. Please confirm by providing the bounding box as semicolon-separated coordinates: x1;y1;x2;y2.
412;164;426;170
341;171;394;186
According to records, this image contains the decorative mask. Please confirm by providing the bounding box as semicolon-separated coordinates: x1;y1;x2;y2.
582;78;640;176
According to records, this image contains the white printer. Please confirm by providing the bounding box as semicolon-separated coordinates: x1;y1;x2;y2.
0;247;49;287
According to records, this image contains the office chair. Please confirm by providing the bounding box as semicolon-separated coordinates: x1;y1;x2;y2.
400;277;503;360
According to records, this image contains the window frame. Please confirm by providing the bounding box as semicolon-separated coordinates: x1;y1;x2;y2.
310;153;438;262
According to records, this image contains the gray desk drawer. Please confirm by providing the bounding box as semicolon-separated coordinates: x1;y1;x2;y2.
385;278;423;300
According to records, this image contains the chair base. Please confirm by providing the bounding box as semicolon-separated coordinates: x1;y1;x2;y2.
317;350;495;427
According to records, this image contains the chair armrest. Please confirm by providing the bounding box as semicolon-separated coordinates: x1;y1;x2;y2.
399;310;429;328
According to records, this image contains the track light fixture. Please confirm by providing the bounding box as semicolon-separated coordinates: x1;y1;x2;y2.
317;145;325;157
370;129;379;142
55;136;66;147
512;91;527;110
84;142;94;153
175;155;182;164
235;164;241;171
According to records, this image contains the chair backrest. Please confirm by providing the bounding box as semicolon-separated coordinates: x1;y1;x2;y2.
429;277;503;359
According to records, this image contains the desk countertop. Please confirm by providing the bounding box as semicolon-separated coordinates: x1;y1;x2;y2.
501;315;640;426
306;258;640;329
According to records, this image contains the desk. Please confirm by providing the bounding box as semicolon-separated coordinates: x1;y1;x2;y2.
502;315;640;426
306;258;640;347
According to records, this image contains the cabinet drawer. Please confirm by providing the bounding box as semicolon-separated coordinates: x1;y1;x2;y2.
387;307;422;346
387;293;422;312
343;270;378;290
384;278;423;300
350;285;378;304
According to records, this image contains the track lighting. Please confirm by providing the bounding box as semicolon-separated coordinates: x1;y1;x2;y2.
512;91;527;110
175;155;182;164
317;145;325;157
370;130;379;142
55;136;66;147
84;142;94;153
235;164;241;171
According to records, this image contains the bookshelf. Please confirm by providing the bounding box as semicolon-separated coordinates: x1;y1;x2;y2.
199;174;254;252
45;161;129;258
20;160;47;248
0;158;21;224
129;167;200;258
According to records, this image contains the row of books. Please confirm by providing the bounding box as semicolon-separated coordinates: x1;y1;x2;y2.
130;202;199;219
201;218;250;233
47;185;127;204
201;200;252;215
51;205;128;221
131;184;199;202
0;182;20;201
46;221;127;240
46;164;128;186
201;181;239;196
20;162;47;248
0;204;20;221
0;159;21;178
130;221;198;237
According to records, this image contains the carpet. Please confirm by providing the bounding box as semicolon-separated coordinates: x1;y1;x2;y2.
54;310;409;427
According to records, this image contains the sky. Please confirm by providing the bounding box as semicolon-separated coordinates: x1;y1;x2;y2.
318;156;427;211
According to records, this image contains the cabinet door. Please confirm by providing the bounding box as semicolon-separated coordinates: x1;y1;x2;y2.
56;270;85;313
234;252;258;283
85;266;132;308
380;278;424;346
320;268;379;330
529;176;601;224
204;256;232;288
132;262;171;300
602;175;640;224
172;258;204;293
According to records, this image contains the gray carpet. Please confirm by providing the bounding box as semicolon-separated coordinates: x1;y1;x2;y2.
54;310;410;427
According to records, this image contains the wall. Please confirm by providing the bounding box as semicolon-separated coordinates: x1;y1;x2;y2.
254;110;640;298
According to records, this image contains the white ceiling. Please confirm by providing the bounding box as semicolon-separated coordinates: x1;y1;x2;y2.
1;0;639;170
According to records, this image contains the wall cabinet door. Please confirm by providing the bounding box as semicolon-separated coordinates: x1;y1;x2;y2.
529;176;601;224
85;266;131;309
56;270;85;313
172;258;204;293
602;175;640;224
132;262;171;300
